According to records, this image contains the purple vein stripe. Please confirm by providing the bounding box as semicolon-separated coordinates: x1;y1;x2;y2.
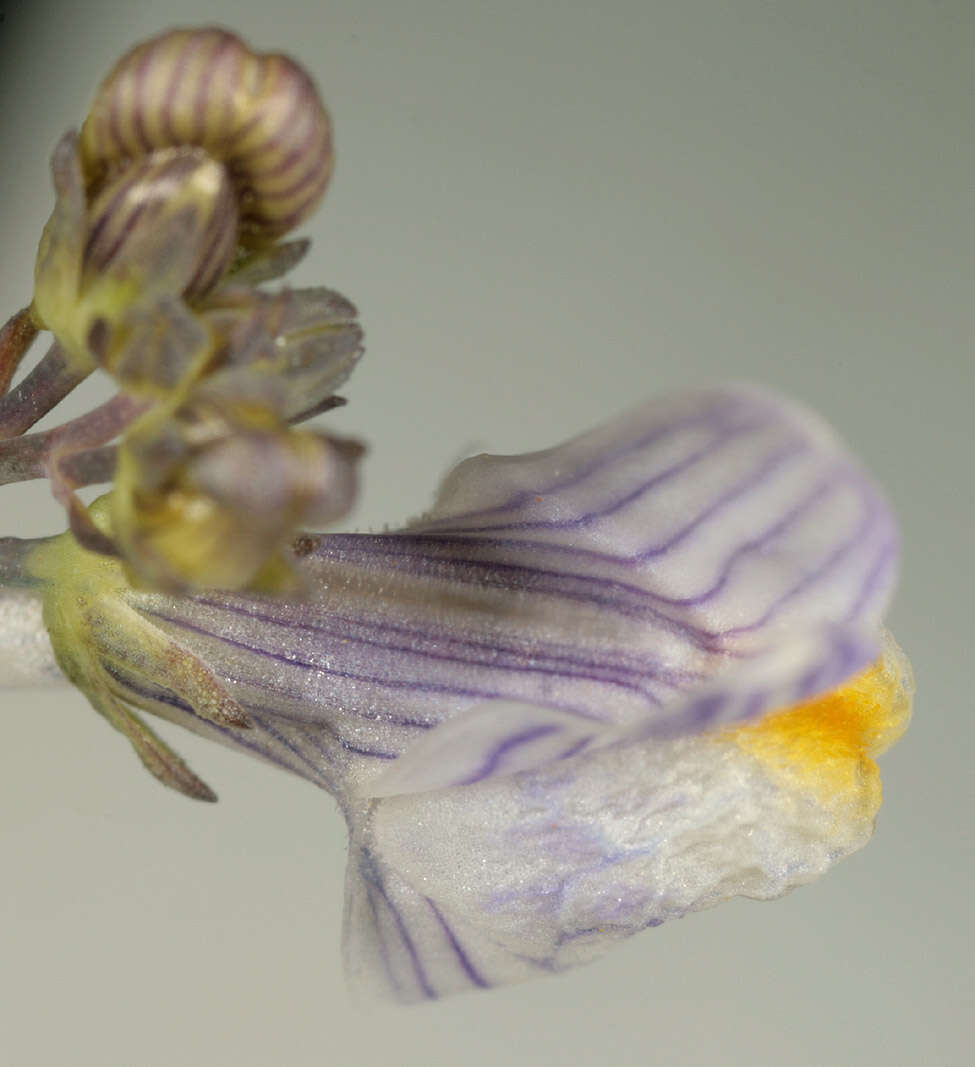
161;33;197;144
462;724;562;785
360;849;436;1000
341;741;398;760
363;881;404;1000
719;502;884;637
192;594;687;682
102;663;335;787
144;608;620;725
184;597;681;703
426;899;490;989
133;41;156;152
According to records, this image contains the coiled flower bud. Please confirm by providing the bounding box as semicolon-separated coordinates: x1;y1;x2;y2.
33;27;335;388
79;27;333;248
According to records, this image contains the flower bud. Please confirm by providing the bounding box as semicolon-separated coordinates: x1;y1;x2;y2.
198;286;363;421
32;133;238;378
112;394;361;592
84;147;239;300
79;27;333;247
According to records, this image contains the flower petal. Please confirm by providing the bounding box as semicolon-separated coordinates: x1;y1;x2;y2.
117;385;897;793
82;148;239;302
33;382;909;1000
79;28;333;245
344;630;911;1002
363;702;599;798
409;383;897;650
364;622;879;797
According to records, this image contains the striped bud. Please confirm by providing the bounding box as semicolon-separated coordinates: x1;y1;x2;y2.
33;132;238;376
79;27;333;247
84;147;239;300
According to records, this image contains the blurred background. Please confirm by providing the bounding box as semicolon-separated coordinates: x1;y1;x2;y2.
1;2;971;1064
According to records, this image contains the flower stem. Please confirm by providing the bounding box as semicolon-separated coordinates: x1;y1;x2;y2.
0;393;146;487
0;341;90;439
0;307;39;397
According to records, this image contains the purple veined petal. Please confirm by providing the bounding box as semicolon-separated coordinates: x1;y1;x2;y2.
81;148;239;302
126;384;899;795
362;622;880;798
58;383;909;1001
364;702;599;799
342;822;537;1003
343;629;910;1002
617;620;880;742
79;28;333;245
407;384;898;652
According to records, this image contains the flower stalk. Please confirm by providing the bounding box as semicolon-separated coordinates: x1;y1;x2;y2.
0;308;40;396
0;340;91;439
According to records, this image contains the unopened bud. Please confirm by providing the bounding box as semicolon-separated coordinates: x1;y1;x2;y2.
112;395;361;592
80;27;333;247
198;286;363;421
84;147;239;300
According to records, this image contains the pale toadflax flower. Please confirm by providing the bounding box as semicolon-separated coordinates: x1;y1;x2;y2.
0;28;912;1003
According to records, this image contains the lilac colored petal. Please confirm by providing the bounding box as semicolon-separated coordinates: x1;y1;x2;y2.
346;628;908;1002
362;622;878;798
617;620;879;742
60;383;907;1000
130;385;896;794
365;703;599;798
343;828;540;1002
408;384;897;651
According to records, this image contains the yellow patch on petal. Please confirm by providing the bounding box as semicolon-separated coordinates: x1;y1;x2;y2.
727;634;913;817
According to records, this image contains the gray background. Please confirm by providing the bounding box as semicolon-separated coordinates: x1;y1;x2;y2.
1;2;971;1064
